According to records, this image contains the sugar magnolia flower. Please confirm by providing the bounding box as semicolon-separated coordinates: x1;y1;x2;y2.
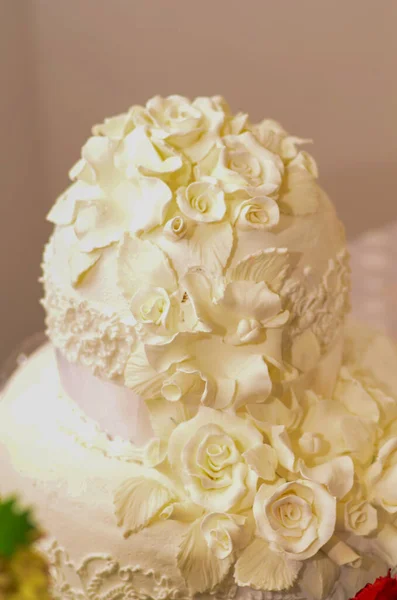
167;407;262;513
126;329;275;411
366;437;397;513
197;131;284;196
125;254;292;410
184;269;289;346
253;479;336;560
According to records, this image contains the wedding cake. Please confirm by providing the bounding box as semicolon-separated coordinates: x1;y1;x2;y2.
1;95;397;600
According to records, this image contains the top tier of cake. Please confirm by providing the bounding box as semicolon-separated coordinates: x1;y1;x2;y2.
42;95;350;410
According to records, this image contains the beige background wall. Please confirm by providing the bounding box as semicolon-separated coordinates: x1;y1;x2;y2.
1;0;396;363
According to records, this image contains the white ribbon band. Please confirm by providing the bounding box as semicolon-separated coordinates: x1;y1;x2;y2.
56;332;343;448
56;349;154;447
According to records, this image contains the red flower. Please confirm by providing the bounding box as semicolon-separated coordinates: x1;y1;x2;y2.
351;571;397;600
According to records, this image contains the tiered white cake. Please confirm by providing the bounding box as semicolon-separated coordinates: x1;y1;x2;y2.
1;96;397;600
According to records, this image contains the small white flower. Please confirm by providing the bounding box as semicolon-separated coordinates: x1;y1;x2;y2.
234;196;280;231
163;215;188;240
253;479;336;560
177;180;226;223
201;513;248;559
341;490;378;537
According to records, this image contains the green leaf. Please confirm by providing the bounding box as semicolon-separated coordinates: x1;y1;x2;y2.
0;496;38;558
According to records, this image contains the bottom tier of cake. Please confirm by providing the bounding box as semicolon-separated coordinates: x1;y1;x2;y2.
1;325;397;600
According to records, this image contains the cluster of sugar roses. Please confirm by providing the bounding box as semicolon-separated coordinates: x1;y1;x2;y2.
48;95;321;407
48;95;319;288
114;339;397;596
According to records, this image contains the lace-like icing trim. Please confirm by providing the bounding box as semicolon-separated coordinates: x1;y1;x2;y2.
41;281;136;383
41;539;189;600
281;248;351;349
40;539;305;600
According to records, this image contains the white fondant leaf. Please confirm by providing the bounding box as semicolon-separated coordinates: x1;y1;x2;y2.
234;537;301;591
118;234;177;299
300;553;339;600
124;345;165;399
298;456;354;500
177;518;232;594
322;536;361;567
229;248;295;292
188;221;234;275
278;166;320;216
114;477;175;537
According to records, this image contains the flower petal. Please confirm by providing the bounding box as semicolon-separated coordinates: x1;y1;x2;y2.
124;344;165;398
69;247;101;287
118;234;177;299
234;537;302;591
243;444;278;481
298;456;354;500
114;477;175;537
177;518;232;594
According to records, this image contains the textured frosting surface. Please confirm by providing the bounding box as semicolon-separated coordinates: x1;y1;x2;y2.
1;333;396;600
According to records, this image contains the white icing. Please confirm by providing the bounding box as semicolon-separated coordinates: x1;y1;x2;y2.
6;95;394;599
0;329;395;599
42;95;349;406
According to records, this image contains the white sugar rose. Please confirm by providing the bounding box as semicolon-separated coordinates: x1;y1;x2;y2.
197;131;284;196
163;215;188;240
147;95;226;162
234;195;280;231
177;180;226;223
201;513;249;559
253;480;336;560
340;496;378;537
366;437;397;513
129;285;179;332
168;407;262;512
118;236;195;342
146;95;203;147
